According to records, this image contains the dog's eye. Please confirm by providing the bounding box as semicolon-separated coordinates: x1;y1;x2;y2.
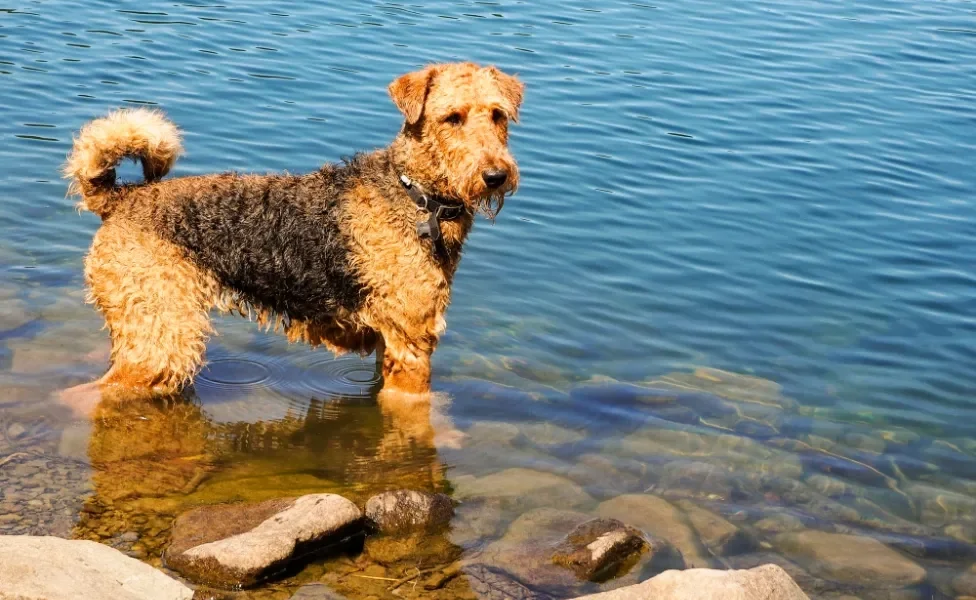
492;108;507;124
443;112;464;126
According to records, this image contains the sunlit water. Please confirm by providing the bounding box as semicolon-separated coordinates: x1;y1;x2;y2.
1;1;975;598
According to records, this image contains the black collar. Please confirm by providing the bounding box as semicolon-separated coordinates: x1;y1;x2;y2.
398;174;467;242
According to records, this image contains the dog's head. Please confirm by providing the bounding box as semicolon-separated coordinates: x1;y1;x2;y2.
389;62;523;218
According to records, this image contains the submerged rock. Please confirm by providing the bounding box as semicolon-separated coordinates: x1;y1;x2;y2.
568;564;810;599
595;494;710;568
676;500;757;556
364;530;461;566
0;535;193;600
473;508;671;596
289;583;349;599
954;563;976;597
476;508;594;592
463;562;555;600
364;489;454;534
774;530;926;588
454;468;595;511
165;494;363;589
551;518;648;582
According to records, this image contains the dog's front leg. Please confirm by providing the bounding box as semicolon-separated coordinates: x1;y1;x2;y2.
377;331;432;394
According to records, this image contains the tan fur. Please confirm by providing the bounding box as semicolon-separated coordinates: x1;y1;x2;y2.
63;107;183;216
61;62;523;404
84;220;218;390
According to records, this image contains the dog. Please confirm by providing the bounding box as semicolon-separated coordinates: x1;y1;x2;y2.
61;62;523;404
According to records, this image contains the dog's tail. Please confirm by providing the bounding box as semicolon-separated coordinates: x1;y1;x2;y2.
63;107;183;217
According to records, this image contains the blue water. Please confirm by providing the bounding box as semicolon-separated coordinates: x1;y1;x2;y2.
2;0;976;597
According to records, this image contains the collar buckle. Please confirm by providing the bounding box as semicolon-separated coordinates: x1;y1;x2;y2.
398;174;465;243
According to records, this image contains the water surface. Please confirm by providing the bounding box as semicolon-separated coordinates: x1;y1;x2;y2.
1;1;975;598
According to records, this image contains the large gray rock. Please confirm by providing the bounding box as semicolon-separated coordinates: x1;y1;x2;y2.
568;564;810;599
365;489;454;534
0;535;193;600
595;494;710;568
774;530;926;588
165;494;363;588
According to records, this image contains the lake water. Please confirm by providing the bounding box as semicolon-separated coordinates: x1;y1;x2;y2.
1;1;975;598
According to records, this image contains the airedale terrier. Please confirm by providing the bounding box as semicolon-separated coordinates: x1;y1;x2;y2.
61;62;523;403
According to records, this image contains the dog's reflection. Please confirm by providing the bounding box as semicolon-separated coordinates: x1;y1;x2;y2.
74;386;452;553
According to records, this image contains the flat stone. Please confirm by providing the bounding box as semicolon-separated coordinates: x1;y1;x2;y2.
0;535;193;600
165;494;363;588
676;501;757;556
454;468;594;511
365;489;454;534
551;518;648;582
595;494;710;568
774;530;926;588
568;564;809;599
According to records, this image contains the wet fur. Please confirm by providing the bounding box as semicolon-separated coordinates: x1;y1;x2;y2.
63;62;523;395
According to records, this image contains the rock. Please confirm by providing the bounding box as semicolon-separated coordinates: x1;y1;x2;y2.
450;497;506;548
906;483;976;528
724;552;840;598
753;512;806;536
365;490;454;534
0;535;193;600
774;531;926;588
804;474;853;499
476;508;594;592
551;518;648;582
954;564;976;597
454;468;594;511
568;564;810;599
946;524;976;545
165;494;363;588
654;460;739;502
364;531;461;566
520;422;585;447
289;583;348;599
463;563;554;600
6;422;27;440
676;501;757;556
616;427;802;480
567;454;648;500
595;494;710;568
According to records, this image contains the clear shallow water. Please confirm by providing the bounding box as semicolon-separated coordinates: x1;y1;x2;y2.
1;1;976;598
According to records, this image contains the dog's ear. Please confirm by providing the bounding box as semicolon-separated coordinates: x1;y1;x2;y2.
488;66;524;123
389;65;439;125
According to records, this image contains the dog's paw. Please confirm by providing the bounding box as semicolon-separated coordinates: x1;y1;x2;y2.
55;380;105;418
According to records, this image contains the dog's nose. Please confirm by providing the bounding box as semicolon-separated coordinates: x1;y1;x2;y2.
482;169;508;189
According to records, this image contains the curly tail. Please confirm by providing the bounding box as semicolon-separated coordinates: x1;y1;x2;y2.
63;108;183;217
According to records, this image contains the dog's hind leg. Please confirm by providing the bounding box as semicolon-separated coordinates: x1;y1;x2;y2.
79;221;218;396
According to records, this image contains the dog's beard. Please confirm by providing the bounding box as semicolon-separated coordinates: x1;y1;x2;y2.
477;190;506;220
